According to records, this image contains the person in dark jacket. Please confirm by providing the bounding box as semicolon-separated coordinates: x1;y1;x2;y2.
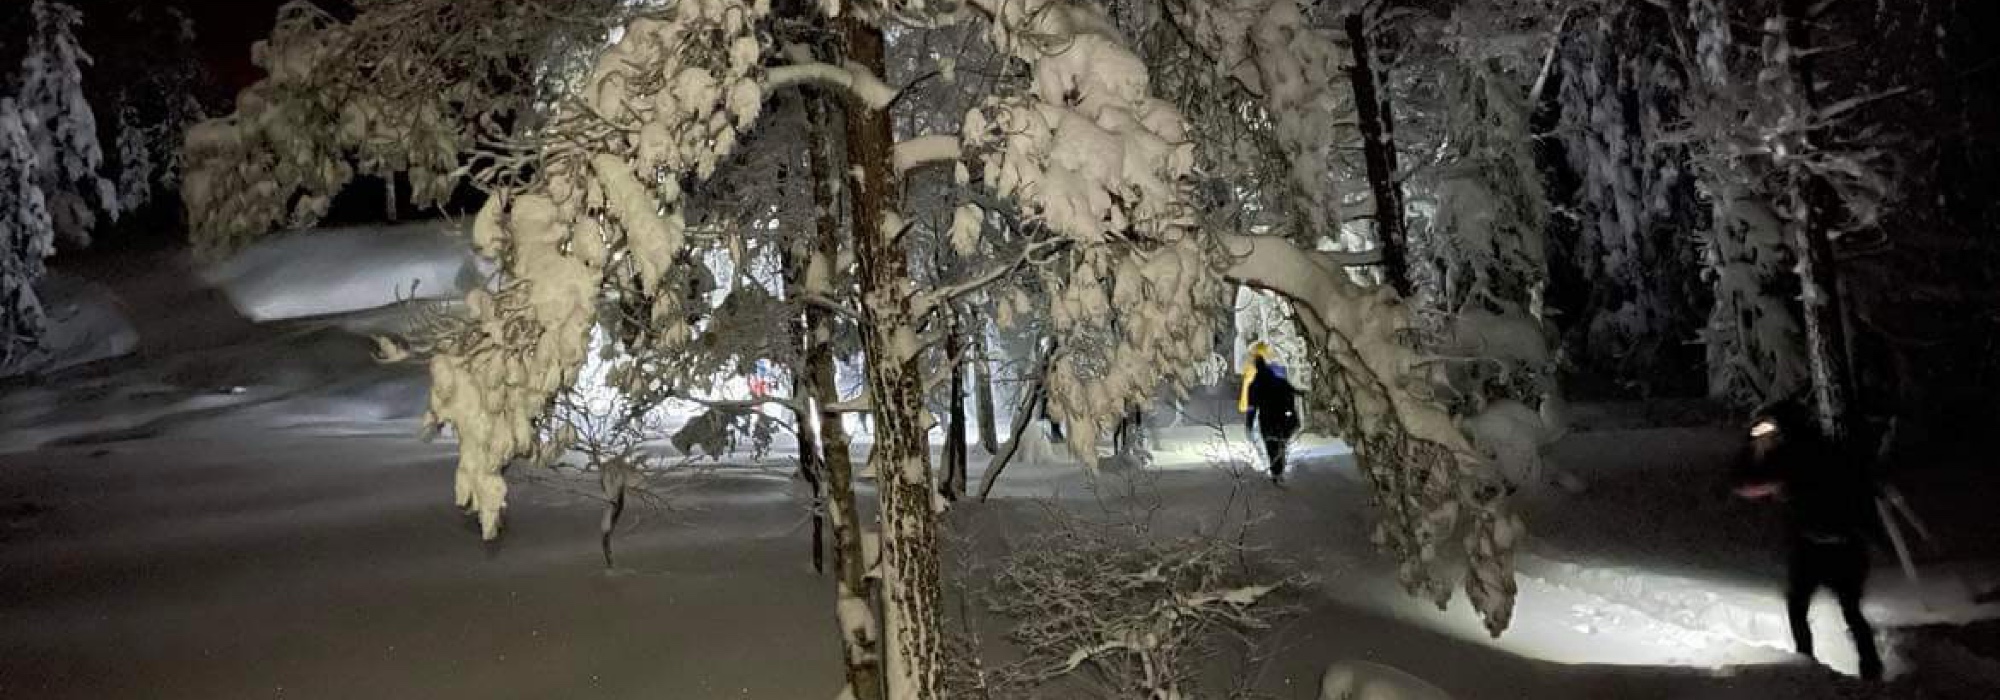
1735;398;1884;681
1244;355;1301;483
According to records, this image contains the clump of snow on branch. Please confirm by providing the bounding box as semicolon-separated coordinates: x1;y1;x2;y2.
962;0;1223;466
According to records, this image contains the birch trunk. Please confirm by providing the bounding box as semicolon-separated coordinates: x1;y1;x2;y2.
840;17;942;700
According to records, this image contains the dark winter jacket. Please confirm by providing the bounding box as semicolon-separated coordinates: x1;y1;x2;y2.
1738;414;1878;545
1244;367;1300;439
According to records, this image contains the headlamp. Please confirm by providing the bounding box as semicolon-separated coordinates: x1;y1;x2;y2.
1749;419;1779;439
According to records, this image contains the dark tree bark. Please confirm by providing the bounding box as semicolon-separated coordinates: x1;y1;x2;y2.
1782;0;1856;441
1345;13;1410;296
803;85;882;700
971;314;999;454
941;306;968;501
778;104;827;575
839;16;942;699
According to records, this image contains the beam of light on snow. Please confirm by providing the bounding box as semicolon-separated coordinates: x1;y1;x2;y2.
1402;559;1896;677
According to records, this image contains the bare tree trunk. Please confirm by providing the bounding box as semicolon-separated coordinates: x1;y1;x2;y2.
805;87;882;700
942;306;968;501
841;17;942;700
1782;0;1855;441
971;315;999;454
383;177;398;223
780;120;827;576
1346;13;1410;296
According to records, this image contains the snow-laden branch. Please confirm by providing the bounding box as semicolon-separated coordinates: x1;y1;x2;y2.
891;135;961;175
912;236;1070;319
1220;232;1382;278
764;61;897;110
825;392;872;414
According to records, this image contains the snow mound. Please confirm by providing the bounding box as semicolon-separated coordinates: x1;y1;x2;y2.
0;271;139;379
1319;659;1453;700
200;222;488;321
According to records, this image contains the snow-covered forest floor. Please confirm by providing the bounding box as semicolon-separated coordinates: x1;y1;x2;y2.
5;233;2000;699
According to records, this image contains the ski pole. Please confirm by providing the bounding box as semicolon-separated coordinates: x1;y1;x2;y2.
1876;494;1926;609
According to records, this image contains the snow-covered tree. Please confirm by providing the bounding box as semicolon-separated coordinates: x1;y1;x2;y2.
182;0;621;258
1552;4;1711;395
1;98;53;370
1158;0;1559;635
14;0;115;249
2;0;118;369
104;5;210;216
190;2;1598;694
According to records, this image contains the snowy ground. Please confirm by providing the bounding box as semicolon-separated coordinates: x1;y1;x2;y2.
4;235;1999;699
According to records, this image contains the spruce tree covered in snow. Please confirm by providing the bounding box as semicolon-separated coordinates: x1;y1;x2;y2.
1553;4;1712;395
2;0;117;370
14;0;115;249
1675;0;1809;406
1;98;53;370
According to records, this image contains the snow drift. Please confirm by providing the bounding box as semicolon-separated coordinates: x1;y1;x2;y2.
0;271;138;379
200;221;487;322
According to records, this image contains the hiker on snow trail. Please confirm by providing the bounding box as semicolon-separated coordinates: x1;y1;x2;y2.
1243;353;1300;484
1734;398;1884;682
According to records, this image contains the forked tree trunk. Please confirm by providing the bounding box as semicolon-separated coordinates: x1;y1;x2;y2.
1781;0;1854;441
977;337;1055;502
840;16;943;700
804;87;883;700
1346;13;1410;296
